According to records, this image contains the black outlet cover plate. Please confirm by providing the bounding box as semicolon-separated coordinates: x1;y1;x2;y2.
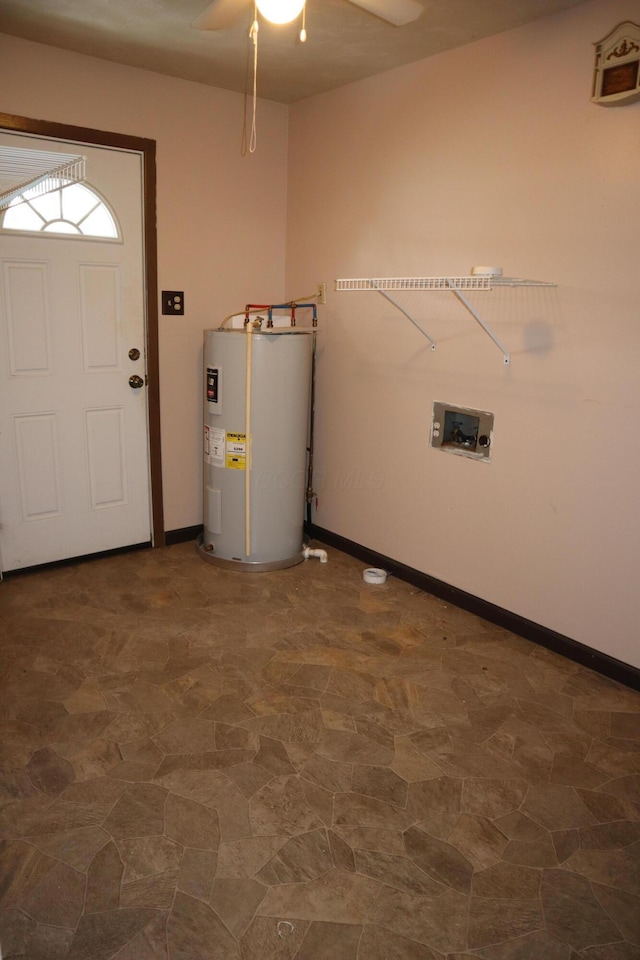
162;291;184;315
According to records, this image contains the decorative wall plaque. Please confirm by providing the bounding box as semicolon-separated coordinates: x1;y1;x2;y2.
592;21;640;105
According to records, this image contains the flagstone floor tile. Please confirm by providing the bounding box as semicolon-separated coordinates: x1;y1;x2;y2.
0;541;638;958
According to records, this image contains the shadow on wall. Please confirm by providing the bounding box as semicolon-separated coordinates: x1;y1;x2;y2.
522;318;555;356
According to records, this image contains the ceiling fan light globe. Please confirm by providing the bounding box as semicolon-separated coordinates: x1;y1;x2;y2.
256;0;305;24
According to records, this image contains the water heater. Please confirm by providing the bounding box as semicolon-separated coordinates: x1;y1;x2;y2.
197;326;313;571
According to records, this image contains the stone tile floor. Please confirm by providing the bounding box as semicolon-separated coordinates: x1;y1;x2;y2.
0;541;639;959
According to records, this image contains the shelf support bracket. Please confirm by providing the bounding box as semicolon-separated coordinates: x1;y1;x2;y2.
370;280;436;350
445;279;511;364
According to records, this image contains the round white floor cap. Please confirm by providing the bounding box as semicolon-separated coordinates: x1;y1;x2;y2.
363;567;387;584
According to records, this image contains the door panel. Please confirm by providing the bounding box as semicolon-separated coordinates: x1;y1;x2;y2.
85;406;128;508
0;133;151;571
14;413;61;519
79;263;121;370
4;260;51;374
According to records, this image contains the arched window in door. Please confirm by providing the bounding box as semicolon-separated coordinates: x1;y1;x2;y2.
1;180;120;239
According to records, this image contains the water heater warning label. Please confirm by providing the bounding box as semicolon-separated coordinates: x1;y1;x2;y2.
204;425;225;466
206;367;219;403
226;432;246;470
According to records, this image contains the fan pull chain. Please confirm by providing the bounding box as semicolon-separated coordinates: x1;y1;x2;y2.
249;12;259;154
241;6;259;156
300;3;307;42
241;1;308;155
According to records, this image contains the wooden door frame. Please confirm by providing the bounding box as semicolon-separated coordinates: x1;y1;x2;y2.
0;112;165;549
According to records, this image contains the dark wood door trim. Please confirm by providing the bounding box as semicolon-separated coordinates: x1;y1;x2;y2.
0;113;165;548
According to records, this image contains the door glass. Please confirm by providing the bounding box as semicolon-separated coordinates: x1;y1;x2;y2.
2;181;119;239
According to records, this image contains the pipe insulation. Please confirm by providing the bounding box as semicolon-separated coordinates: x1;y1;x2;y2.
245;322;253;556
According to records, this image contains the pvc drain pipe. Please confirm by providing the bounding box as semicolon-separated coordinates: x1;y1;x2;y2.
303;547;328;563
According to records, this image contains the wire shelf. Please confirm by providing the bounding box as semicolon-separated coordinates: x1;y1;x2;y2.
335;277;555;292
492;277;556;287
0;147;86;210
333;275;556;364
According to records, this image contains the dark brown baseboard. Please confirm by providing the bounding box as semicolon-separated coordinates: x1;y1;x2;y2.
165;525;203;545
306;523;640;692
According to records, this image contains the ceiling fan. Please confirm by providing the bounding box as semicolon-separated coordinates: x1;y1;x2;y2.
192;0;424;31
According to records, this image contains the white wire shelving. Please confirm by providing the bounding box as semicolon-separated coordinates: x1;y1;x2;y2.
334;276;557;364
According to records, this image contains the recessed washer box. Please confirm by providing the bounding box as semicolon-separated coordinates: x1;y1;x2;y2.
431;402;494;461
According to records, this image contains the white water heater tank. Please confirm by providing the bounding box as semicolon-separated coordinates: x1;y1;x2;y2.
198;327;313;571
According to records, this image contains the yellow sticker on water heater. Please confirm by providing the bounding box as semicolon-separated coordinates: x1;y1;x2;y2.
226;432;246;470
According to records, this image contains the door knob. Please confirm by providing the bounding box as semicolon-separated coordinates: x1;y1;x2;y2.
128;374;144;389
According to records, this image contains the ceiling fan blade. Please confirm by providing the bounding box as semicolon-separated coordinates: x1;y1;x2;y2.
191;0;248;30
347;0;423;27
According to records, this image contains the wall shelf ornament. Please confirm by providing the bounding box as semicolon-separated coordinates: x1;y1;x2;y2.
334;272;556;364
592;21;640;106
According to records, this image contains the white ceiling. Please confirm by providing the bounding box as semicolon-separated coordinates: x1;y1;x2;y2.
0;0;591;104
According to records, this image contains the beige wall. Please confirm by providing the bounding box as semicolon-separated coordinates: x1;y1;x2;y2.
1;0;638;669
286;0;640;667
0;33;289;532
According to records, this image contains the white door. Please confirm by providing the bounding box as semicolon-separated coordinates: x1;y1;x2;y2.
0;133;151;571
